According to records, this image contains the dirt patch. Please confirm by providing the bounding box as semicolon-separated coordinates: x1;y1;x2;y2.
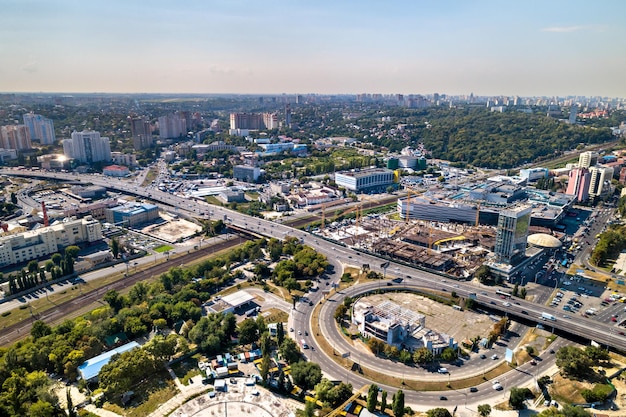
550;373;590;404
350;292;495;342
140;213;202;243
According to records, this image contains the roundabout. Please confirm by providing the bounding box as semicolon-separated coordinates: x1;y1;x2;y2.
300;264;564;409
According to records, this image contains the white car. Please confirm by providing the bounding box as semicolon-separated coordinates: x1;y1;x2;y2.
492;381;503;391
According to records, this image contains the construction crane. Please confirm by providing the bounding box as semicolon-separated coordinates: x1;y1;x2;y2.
404;188;419;223
475;201;481;227
325;384;370;417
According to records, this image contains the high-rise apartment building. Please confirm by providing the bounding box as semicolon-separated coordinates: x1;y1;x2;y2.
63;130;111;164
568;105;578;124
565;167;590;202
0;125;32;150
23;113;56;144
494;205;532;264
588;166;614;197
158;113;186;139
578;151;598;169
130;117;152;150
229;112;279;130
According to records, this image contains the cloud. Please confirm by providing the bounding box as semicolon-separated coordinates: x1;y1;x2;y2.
209;65;235;75
21;61;38;73
541;25;586;33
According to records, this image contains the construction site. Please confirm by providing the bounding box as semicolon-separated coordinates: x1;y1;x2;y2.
312;192;494;278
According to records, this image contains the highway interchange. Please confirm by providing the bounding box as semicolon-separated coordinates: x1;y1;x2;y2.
1;168;623;409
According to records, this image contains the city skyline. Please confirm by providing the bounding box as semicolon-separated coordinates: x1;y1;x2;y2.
1;0;625;97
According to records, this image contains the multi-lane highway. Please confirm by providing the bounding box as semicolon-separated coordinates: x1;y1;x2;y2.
1;168;620;408
3;168;625;348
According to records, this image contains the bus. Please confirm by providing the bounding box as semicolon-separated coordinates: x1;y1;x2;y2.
495;290;511;298
299;339;309;349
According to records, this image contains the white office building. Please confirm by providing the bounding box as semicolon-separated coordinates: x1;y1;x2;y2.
334;168;394;192
0;217;103;267
63;131;111;164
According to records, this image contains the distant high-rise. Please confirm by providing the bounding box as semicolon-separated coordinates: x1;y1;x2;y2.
130;117;152;150
565;167;590;202
568;105;578;124
578;151;598;169
158;113;186;139
0;125;32;150
230;112;278;130
494;205;532;264
23;113;56;145
63;130;111;163
285;104;291;128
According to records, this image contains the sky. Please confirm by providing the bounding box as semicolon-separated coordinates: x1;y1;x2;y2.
1;0;625;97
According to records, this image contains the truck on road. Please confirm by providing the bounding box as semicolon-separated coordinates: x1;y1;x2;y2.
541;312;556;321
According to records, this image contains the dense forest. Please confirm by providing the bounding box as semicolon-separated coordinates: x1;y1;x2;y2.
360;107;616;168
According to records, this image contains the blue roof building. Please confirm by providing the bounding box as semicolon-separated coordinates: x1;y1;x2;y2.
78;341;140;381
105;202;159;227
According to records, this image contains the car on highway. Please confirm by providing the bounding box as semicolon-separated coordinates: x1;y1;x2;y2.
439;396;447;401
491;354;498;360
480;354;487;359
492;381;503;390
469;387;478;392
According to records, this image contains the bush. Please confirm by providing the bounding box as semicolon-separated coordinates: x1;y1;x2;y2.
581;384;614;403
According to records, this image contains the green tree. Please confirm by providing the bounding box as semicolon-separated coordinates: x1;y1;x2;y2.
335;304;348;322
238;318;258;345
277;322;285;345
279;338;301;364
585;345;610;362
10;192;17;205
367;384;379;412
392;390;405;417
64;245;80;260
110;237;121;258
477;404;491;417
426;408;452;417
27;260;39;274
303;399;316;417
509;387;532;410
260;354;271;384
520;287;527;299
413;347;434;364
51;253;62;266
556;346;592;378
291;361;322;390
31;320;52;339
440;347;458;362
29;400;57;417
103;290;124;313
368;338;385;355
380;390;388;413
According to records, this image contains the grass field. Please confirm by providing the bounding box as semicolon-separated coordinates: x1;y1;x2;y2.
154;244;175;253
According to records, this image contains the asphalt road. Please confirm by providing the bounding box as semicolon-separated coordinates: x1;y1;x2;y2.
0;168;619;408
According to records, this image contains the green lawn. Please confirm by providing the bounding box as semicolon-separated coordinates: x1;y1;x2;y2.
154;245;175;253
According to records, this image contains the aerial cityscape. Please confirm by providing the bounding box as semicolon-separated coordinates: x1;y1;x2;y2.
1;2;626;417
